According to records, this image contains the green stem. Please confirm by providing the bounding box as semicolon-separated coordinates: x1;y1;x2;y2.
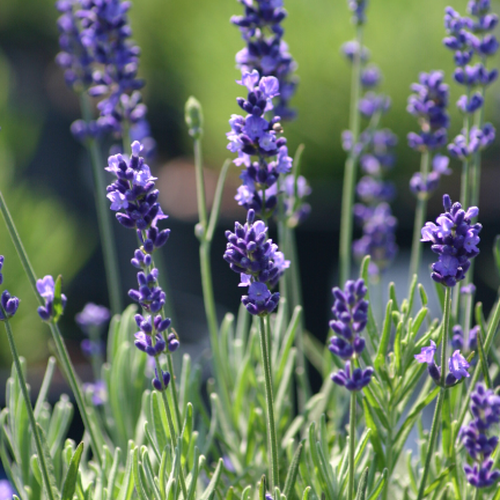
348;390;357;500
259;316;279;490
154;358;188;499
286;225;311;409
408;151;430;288
79;94;123;315
473;487;481;500
194;138;208;232
166;352;182;433
416;286;451;500
3;319;57;500
440;287;451;386
382;411;393;500
339;25;363;287
0;189;105;465
192;137;232;415
416;389;445;500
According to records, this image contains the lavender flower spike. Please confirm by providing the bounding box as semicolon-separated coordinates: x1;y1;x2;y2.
329;279;374;391
76;302;110;333
224;209;287;315
0;257;20;321
37;275;67;322
460;383;500;489
421;194;481;287
414;340;470;386
232;0;298;120
228;71;293;218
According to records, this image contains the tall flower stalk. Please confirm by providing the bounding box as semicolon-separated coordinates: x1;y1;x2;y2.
105;140;188;495
185;97;233;413
224;210;287;488
444;2;498;211
329;278;373;500
415;194;480;497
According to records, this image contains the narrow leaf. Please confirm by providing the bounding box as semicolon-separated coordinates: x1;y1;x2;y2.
366;468;387;500
200;458;223;500
355;467;369;500
35;423;60;498
374;300;394;371
283;442;303;498
61;442;84;500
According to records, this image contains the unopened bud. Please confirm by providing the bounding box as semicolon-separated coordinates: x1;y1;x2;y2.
185;96;204;139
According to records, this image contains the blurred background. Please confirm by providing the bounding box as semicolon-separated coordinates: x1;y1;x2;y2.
0;0;499;389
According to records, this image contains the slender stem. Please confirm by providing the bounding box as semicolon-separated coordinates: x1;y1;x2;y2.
259;316;279;490
79;94;123;315
0;189;105;465
416;389;445;500
348;390;357;500
286;225;311;409
382;410;393;500
440;287;451;386
154;358;188;499
460;86;472;209
166;352;182;432
0;191;39;295
339;25;363;286
3;319;57;500
416;286;451;500
194;138;208;231
470;74;485;210
408;151;430;287
192;137;233;415
472;487;481;500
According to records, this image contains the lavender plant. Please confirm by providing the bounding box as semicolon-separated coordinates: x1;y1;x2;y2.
2;0;500;499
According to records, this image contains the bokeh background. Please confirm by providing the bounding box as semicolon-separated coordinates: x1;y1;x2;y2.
0;0;499;382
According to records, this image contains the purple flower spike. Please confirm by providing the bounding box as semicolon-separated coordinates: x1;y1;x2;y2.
414;340;437;364
328;279;373;390
152;369;171;392
353;202;398;275
460;382;500;489
167;332;180;352
464;459;500;488
106;141;166;231
81;339;104;358
448;350;470;380
224;209;286;316
0;290;20;321
407;70;450;152
36;275;67;323
232;0;298;120
76;302;110;333
227;72;294;219
331;361;374;391
55;0;155;151
241;281;280;316
83;379;107;406
421;195;481;287
470;383;500;429
347;0;368;25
